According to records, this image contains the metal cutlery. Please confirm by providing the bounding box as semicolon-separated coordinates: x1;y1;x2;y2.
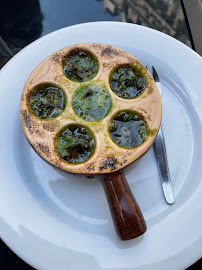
152;66;175;205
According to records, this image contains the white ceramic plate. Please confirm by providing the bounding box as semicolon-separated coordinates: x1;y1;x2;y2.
0;22;202;270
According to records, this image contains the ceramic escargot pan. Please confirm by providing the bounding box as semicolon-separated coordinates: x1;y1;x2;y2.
20;43;161;174
20;43;162;240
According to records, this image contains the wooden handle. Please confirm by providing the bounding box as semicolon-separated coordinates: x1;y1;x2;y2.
103;171;147;240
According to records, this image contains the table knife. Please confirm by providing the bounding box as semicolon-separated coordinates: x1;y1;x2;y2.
152;66;175;204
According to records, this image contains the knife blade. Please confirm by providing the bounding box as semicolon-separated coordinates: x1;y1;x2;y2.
152;66;175;204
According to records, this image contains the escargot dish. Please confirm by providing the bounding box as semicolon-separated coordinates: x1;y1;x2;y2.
20;43;162;175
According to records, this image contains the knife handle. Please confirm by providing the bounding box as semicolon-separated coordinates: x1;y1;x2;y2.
153;125;175;204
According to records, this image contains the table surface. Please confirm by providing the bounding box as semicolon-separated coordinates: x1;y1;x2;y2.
0;0;201;269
